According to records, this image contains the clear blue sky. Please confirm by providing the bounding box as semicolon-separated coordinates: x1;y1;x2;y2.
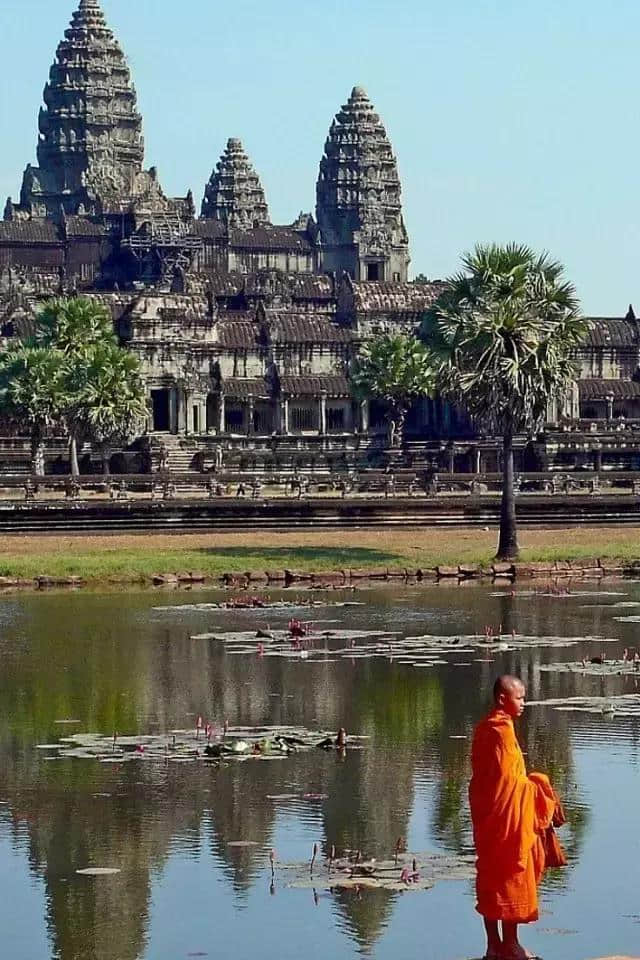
1;0;638;314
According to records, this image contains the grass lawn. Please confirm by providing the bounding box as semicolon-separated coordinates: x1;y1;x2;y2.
0;525;638;582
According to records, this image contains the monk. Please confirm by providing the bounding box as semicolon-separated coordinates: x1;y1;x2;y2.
469;675;563;960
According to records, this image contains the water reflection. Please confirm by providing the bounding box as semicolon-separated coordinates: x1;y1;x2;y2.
1;583;639;959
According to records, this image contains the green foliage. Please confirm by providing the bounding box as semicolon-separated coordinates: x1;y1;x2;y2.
64;341;147;450
350;333;437;413
33;297;116;354
0;346;66;438
422;242;587;435
0;297;146;472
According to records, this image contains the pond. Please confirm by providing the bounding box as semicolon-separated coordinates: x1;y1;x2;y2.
0;581;638;960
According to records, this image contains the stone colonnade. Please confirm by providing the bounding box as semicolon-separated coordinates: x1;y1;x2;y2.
155;385;371;437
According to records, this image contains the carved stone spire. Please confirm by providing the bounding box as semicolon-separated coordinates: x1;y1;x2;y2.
18;0;146;217
201;138;270;227
316;86;409;282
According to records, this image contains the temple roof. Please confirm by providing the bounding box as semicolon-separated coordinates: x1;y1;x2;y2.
217;321;260;349
581;317;640;348
230;226;312;252
289;275;334;300
280;375;351;396
193;220;227;240
201;139;270;227
352;280;443;314
65;216;108;238
221;377;271;399
579;379;640;400
268;314;352;343
0;221;60;244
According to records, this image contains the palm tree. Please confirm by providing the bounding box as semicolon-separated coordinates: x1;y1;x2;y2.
33;297;116;353
423;243;586;560
66;343;148;475
0;347;66;476
350;333;437;449
1;298;147;477
30;298;121;475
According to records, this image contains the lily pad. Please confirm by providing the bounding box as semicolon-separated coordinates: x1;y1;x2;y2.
278;851;475;892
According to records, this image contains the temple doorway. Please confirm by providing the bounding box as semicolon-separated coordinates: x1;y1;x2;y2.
367;263;380;281
151;389;170;432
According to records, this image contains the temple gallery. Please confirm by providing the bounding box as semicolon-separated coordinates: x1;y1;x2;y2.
0;0;634;477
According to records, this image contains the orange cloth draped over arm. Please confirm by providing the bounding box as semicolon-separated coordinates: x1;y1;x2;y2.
469;709;557;923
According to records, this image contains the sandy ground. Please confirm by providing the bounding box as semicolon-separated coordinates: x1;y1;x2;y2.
0;525;638;559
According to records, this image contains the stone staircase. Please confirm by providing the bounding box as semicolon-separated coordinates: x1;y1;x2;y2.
151;433;200;472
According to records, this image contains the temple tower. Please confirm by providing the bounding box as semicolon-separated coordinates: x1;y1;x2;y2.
316;86;410;282
201;139;270;227
17;0;146;218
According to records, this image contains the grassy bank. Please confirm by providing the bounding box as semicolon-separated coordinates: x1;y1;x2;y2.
0;526;639;583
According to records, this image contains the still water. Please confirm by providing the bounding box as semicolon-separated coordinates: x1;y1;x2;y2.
0;582;639;960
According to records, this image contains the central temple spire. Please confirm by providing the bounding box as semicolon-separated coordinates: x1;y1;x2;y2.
316;86;409;282
16;0;146;218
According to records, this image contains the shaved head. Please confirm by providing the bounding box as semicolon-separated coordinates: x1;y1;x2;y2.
493;675;524;702
493;675;526;718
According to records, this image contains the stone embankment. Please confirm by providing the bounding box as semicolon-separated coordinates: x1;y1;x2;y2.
1;492;640;534
1;557;639;590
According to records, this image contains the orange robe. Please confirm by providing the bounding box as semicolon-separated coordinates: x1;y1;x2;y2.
469;708;557;923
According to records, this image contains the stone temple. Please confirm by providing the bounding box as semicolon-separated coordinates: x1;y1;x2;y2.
1;0;639;476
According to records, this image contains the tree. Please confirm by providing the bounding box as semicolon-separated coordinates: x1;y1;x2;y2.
350;333;437;448
422;243;586;560
0;298;147;477
0;347;66;475
65;342;147;475
31;298;122;475
33;297;115;354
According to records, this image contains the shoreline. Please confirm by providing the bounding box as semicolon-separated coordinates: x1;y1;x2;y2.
1;525;639;590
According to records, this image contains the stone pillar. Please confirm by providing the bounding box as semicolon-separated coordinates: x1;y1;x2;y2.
594;446;603;472
247;397;255;435
218;394;226;434
184;391;192;435
280;397;290;435
345;402;354;433
319;393;327;435
359;399;369;433
177;388;186;435
199;400;207;436
474;447;482;474
606;393;614;421
448;445;455;474
170;387;178;434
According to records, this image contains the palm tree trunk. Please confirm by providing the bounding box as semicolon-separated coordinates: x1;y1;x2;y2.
31;434;45;478
396;407;406;447
69;434;80;477
496;426;519;560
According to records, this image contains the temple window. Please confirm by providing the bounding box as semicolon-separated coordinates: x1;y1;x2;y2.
367;263;380;281
224;407;244;432
327;407;345;430
291;406;315;430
